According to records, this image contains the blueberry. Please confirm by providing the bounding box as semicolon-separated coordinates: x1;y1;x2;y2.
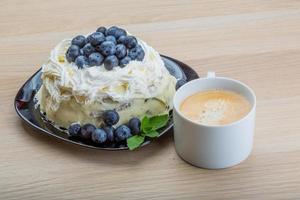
82;43;95;56
103;110;119;126
115;44;127;59
71;35;86;48
80;123;96;140
66;52;74;63
92;128;107;144
128;117;141;135
66;45;80;62
96;26;107;34
94;45;101;53
114;28;127;39
105;26;118;36
104;55;119;70
136;50;145;61
176;79;187;90
128;45;144;61
68;123;81;137
87;32;105;46
88;52;104;66
79;49;84;55
119;56;131;67
117;35;127;44
105;35;117;44
103;126;115;142
99;41;116;56
124;36;137;49
75;55;88;68
115;125;132;142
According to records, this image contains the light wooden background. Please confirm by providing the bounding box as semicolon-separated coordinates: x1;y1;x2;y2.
1;0;300;199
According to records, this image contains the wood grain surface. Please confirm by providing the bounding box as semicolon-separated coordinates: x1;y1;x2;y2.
1;0;300;199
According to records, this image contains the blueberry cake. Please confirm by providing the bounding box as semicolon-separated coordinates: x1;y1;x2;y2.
35;26;176;135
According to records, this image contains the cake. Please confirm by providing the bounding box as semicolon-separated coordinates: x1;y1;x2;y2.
35;26;177;132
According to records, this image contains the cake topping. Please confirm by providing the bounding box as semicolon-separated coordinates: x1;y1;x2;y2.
96;26;107;34
88;52;104;66
103;110;120;126
100;41;116;56
75;55;88;68
104;55;119;70
105;35;117;44
87;32;105;46
71;35;86;48
119;56;131;67
65;26;145;70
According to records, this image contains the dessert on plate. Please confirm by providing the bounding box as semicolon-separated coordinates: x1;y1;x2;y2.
34;26;177;148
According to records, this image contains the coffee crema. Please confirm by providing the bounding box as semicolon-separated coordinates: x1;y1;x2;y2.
179;90;251;126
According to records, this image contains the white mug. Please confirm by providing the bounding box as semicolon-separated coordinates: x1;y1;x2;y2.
173;72;256;169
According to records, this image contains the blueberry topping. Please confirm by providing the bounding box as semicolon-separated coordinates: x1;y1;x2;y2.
65;26;142;70
115;125;132;142
124;36;137;49
79;49;84;55
87;32;105;46
80;123;96;140
94;45;101;53
99;41;116;56
66;52;73;63
119;56;131;67
82;43;95;56
66;45;80;62
68;123;81;137
71;35;86;48
92;128;107;144
114;28;127;39
176;79;187;90
105;35;117;44
75;55;88;68
104;55;119;70
88;52;104;66
96;26;107;35
103;110;119;126
103;126;115;142
115;44;127;59
117;35;127;44
128;45;144;61
105;26;118;36
136;50;145;61
128;117;141;135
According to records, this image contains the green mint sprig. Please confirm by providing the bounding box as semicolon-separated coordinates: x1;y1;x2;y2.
127;114;169;150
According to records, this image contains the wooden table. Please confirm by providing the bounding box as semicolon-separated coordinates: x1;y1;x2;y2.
1;1;300;199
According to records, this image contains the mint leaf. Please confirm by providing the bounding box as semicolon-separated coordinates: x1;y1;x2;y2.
145;130;159;138
127;135;145;150
141;116;153;133
141;114;169;133
128;114;169;150
148;114;169;130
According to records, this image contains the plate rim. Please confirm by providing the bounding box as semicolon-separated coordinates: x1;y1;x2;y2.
14;55;199;151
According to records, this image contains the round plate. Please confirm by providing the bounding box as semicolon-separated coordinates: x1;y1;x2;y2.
14;55;199;150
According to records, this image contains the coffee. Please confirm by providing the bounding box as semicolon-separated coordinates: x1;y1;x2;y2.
180;90;251;125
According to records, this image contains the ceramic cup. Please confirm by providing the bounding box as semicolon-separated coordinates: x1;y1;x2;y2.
173;72;256;169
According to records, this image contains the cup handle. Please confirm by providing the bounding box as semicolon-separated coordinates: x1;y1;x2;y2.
207;71;216;78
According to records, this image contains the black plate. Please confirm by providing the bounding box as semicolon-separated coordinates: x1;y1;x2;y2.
14;55;199;150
